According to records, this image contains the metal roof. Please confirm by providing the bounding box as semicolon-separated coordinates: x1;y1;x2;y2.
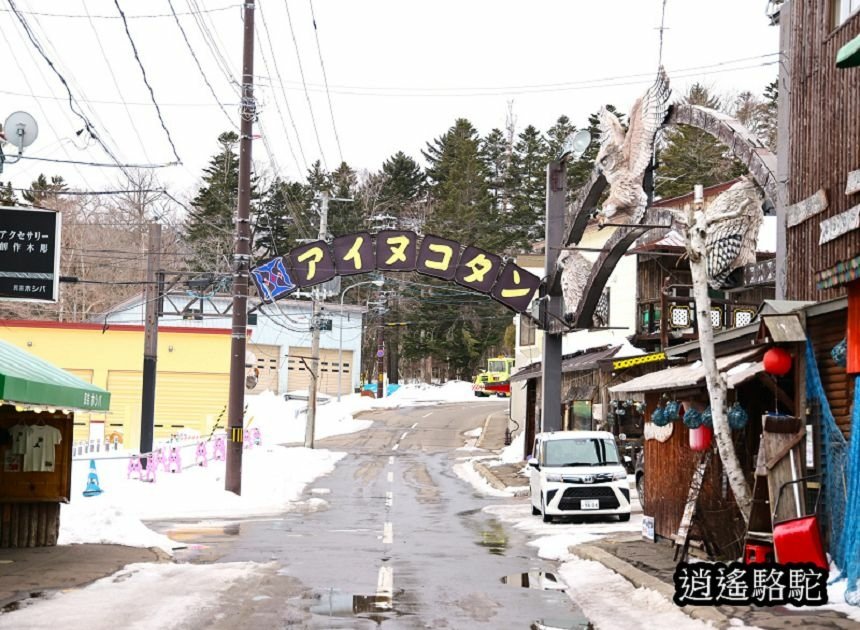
510;345;622;383
0;339;111;411
608;348;761;394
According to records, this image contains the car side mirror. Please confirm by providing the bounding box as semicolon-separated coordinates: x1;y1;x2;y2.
527;457;540;469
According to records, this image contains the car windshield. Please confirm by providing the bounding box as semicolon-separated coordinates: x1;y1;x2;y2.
543;438;621;467
488;360;508;372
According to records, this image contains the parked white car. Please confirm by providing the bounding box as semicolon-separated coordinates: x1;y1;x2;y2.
528;430;631;523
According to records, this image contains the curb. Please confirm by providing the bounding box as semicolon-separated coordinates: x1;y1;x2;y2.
570;544;729;628
473;460;508;491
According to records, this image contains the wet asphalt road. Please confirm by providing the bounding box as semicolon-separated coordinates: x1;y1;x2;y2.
150;401;590;629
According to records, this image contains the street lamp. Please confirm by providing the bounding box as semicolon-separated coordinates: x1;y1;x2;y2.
338;277;384;401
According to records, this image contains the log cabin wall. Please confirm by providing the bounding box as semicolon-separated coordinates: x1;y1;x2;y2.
643;380;767;559
807;307;854;438
785;2;860;300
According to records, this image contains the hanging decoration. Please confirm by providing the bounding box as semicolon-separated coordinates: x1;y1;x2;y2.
644;421;674;442
689;425;713;451
763;347;792;376
832;338;848;368
728;402;749;430
665;399;681;422
684;407;703;429
701;407;713;429
651;405;668;427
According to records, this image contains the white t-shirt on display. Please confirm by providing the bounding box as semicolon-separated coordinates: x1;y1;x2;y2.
23;425;62;472
9;423;29;455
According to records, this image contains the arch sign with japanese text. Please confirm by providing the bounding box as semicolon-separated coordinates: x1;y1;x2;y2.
249;230;541;314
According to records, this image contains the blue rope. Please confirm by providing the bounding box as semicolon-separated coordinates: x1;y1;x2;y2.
805;339;857;604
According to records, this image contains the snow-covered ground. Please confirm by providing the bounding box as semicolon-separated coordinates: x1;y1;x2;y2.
59;382;493;553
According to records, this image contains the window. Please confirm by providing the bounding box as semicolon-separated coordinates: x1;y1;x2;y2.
519;314;536;346
542;438;621;467
570;401;593;431
833;0;860;28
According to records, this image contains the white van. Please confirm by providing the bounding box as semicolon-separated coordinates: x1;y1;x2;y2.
528;430;631;523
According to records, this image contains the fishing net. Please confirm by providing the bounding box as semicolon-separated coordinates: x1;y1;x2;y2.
805;340;858;604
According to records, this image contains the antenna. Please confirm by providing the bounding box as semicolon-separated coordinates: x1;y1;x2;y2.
0;111;38;173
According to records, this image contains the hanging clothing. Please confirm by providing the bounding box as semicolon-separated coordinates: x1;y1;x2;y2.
9;423;29;456
22;425;62;472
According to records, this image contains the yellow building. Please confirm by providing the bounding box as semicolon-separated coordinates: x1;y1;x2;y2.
0;320;231;446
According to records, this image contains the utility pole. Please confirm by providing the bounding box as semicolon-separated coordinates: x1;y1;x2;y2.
225;0;255;495
305;192;329;449
376;323;385;399
139;222;161;459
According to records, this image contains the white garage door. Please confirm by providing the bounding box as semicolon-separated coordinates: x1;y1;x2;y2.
248;343;280;393
287;347;353;396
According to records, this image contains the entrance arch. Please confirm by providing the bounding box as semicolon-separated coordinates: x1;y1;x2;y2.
561;103;777;329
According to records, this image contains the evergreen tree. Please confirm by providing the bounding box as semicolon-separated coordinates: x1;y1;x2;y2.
0;182;16;205
186;132;256;272
328;161;364;238
23;174;67;206
377;151;426;231
255;178;310;258
656;85;746;199
545;115;576;160
509;125;549;248
481;128;514;218
423;118;499;249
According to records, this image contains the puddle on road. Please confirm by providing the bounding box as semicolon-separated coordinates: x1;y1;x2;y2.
300;588;408;625
531;617;594;630
476;521;508;555
500;572;566;591
165;522;241;542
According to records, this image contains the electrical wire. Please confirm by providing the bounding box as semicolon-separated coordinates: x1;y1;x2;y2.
256;1;308;173
167;0;237;130
0;5;240;20
186;0;238;91
281;0;328;170
14;155;176;169
113;0;182;164
307;0;344;165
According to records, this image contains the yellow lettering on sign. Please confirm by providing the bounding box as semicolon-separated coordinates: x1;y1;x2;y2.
297;247;324;281
501;270;530;298
344;236;364;270
385;236;410;265
463;254;493;283
425;243;453;271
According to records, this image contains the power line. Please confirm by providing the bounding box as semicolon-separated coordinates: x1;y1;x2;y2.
308;0;343;165
186;0;238;92
0;5;240;20
113;0;182;163
167;0;237;130
282;0;328;170
256;1;308;173
0;86;240;108
15;155;177;169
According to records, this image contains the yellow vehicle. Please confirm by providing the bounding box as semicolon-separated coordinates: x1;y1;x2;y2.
472;357;515;397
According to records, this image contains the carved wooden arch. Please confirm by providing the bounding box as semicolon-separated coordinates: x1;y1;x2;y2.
560;103;777;329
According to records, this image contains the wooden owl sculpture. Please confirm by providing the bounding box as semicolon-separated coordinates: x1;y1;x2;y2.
703;177;764;290
558;249;592;324
596;67;672;227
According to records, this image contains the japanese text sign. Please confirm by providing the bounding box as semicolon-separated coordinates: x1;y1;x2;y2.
416;234;460;280
332;232;373;276
375;230;418;272
0;206;61;303
454;246;501;294
289;240;337;288
490;262;541;312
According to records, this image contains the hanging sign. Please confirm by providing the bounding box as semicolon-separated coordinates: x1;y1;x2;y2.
819;204;860;245
0;206;61;303
375;230;418;272
249;232;541;314
332;232;373;276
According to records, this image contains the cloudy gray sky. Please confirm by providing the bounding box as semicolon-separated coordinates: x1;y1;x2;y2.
0;0;780;198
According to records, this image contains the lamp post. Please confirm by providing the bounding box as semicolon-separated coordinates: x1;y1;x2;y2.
338;278;384;402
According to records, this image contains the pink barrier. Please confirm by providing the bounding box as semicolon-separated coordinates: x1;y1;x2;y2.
168;446;182;473
143;454;157;482
253;428;261;446
127;454;142;480
213;436;226;461
195;441;208;467
156;447;169;473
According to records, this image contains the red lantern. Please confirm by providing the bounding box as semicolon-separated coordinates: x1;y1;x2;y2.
689;425;713;451
763;347;792;376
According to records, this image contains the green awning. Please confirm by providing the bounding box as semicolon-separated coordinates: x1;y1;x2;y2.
0;338;110;411
837;33;860;68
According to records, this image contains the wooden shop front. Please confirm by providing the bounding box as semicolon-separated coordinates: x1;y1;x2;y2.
0;339;110;547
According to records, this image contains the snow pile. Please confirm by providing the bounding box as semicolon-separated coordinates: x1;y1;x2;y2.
372;380;487;408
499;431;525;463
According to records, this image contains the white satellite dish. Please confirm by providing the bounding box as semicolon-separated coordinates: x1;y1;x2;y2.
3;111;38;150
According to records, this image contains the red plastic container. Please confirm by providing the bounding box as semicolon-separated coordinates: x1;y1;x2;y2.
743;541;775;564
689;425;713;451
773;515;829;570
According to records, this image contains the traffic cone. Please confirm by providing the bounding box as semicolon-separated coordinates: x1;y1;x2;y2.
83;459;103;497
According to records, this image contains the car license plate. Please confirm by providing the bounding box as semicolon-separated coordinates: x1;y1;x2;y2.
580;499;599;510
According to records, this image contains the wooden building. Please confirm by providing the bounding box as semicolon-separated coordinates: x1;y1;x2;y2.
0;339;110;547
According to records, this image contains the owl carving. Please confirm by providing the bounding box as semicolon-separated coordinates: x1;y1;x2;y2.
703;177;764;290
558;249;593;325
596;67;671;227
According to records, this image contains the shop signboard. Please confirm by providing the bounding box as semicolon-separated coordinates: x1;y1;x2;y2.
0;206;61;302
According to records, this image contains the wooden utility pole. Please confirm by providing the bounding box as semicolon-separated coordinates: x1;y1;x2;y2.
225;0;255;495
139;222;161;459
305;192;329;449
